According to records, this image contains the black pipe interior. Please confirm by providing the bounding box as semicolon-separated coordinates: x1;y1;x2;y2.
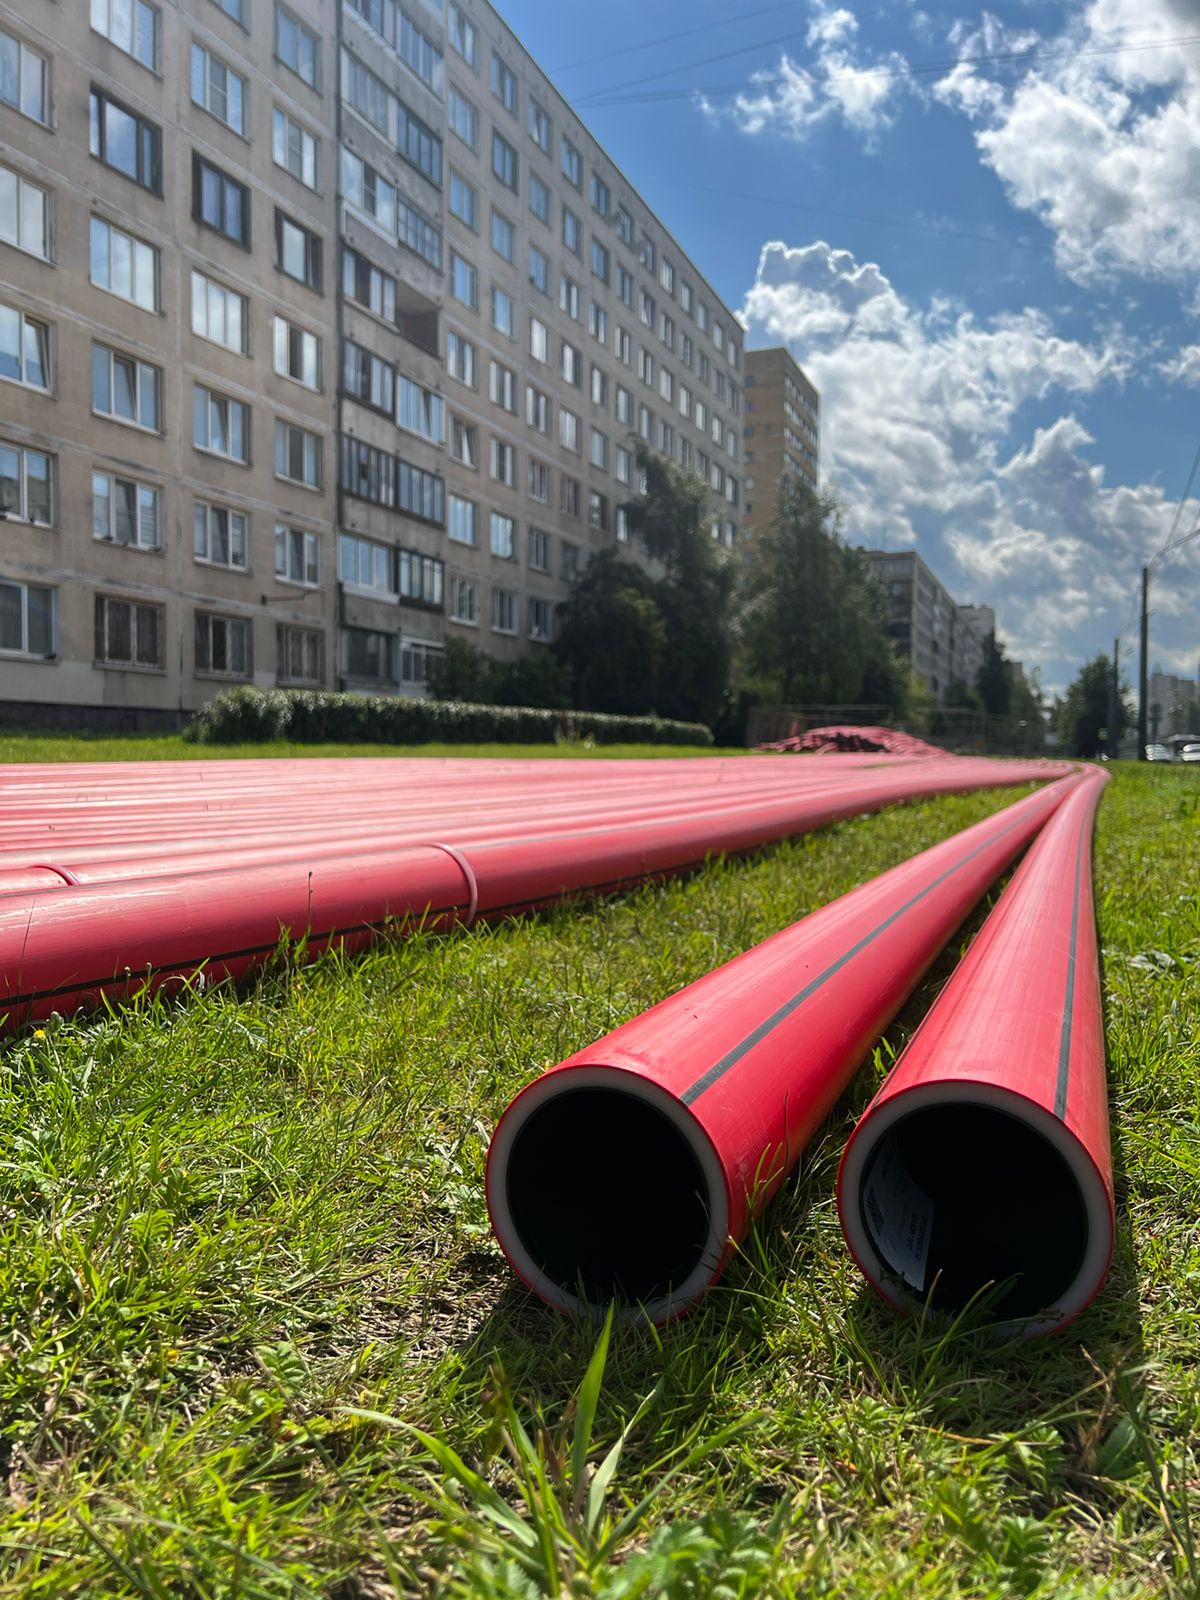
860;1103;1088;1321
504;1086;712;1308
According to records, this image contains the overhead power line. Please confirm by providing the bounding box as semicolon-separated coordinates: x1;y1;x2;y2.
548;1;799;74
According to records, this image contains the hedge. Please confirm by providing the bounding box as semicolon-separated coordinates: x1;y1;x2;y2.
184;686;714;747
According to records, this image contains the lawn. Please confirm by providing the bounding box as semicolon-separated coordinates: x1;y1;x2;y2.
0;748;1196;1597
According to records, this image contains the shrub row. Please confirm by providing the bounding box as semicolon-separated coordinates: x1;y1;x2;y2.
184;686;713;747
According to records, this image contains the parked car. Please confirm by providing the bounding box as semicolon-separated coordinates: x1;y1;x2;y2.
1145;743;1173;762
1179;744;1200;764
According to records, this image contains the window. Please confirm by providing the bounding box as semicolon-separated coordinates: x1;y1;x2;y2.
525;384;549;433
398;374;444;441
616;327;632;366
196;612;252;677
697;300;709;334
681;281;693;315
527;457;549;502
278;625;324;684
450;416;477;466
616;385;632;425
616;264;633;306
616;506;629;542
94;594;162;668
490;438;515;486
561;542;578;582
0;579;53;657
448;493;476;544
529;243;549;294
559;276;580;320
447;4;478;67
273;108;318;188
450;171;476;227
491;52;517;114
590;173;609;218
342;2;443;94
678;383;692;419
89;89;161;192
491;588;516;633
661;313;676;351
0;443;52;525
275;4;319;88
0;30;47;123
529;171;550;224
591;239;610;284
491;130;517;190
211;0;246;24
588;302;608;344
529;597;552;642
193;155;249;246
489;359;516;413
0;164;48;260
92;344;160;430
560;476;580;518
191;44;246;134
490;207;514;261
681;333;694;368
713;319;725;353
639;235;656;273
695;398;707;432
340;531;394;594
193;385;249;461
561;137;581;189
559;408;580;452
342;246;396;322
562;206;581;256
340;437;396;507
449;575;478;624
659;257;675;296
275;211;322;289
345;627;394;684
528;97;551;154
615;205;633;245
590;365;608;408
447;329;476;385
492;286;514;337
560;341;580;385
699;352;710;383
275;523;320;586
275;420;322;486
398;459;444;523
588;491;608;530
92;470;157;547
637;403;653;442
615;445;631;485
398;98;443;187
640;290;656;329
659;367;674;404
90;218;158;312
589;427;608;470
92;0;159;69
194;501;248;568
449;86;477;148
399;549;443;606
450;252;476;307
528;528;551;572
274;316;321;389
530;317;549;364
638;347;654;386
660;420;675;456
489;510;515;558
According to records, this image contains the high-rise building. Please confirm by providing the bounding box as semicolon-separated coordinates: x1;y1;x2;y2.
1;0;746;727
860;549;990;704
1147;670;1196;739
740;346;819;537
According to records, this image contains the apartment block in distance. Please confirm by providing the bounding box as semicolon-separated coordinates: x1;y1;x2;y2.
740;344;820;538
0;0;747;727
860;549;989;705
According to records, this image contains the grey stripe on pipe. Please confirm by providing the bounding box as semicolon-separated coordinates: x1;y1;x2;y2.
1053;810;1089;1121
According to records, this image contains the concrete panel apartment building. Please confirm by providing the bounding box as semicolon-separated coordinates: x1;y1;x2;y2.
740;344;819;539
860;549;989;706
0;0;746;727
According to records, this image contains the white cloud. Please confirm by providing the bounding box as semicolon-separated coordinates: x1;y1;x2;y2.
699;0;912;143
935;0;1200;286
1162;344;1200;384
741;240;1200;689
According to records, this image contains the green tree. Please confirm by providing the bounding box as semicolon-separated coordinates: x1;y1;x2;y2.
553;550;668;715
976;631;1012;716
737;477;906;710
1057;654;1131;757
492;652;573;709
428;636;499;703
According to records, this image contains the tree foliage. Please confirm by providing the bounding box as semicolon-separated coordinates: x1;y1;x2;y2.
553;550;669;715
976;632;1013;716
737;478;906;709
1057;653;1131;756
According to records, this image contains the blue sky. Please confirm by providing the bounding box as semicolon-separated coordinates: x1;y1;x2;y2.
502;0;1200;697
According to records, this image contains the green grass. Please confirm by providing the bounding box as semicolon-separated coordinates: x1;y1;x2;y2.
0;757;1196;1596
0;733;737;763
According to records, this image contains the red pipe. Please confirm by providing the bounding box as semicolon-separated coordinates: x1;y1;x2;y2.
486;775;1081;1323
0;758;1071;1029
837;766;1111;1336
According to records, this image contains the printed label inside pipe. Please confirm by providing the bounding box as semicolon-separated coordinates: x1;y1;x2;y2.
863;1142;933;1290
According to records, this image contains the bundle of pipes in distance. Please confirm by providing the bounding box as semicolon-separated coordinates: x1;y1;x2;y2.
838;765;1111;1336
0;752;1070;1029
487;773;1087;1326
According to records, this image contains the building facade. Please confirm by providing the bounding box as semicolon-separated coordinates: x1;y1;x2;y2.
0;0;746;725
1147;670;1197;740
860;549;989;705
740;345;819;537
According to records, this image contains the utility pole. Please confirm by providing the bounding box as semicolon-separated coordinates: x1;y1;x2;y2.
1138;564;1150;758
1109;637;1120;760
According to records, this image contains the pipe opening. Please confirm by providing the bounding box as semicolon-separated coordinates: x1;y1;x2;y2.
858;1103;1088;1321
504;1085;715;1311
